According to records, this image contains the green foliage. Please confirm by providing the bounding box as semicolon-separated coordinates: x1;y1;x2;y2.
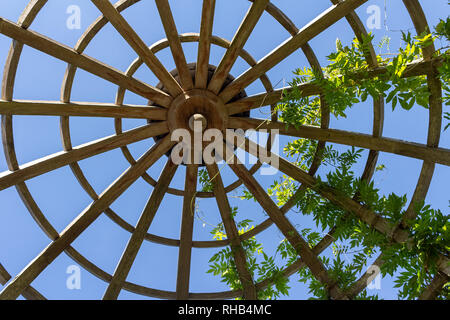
385;31;431;110
199;168;214;192
208;143;448;299
207;214;291;300
267;176;297;206
283;138;318;171
206;23;449;300
272;144;448;299
239;189;256;202
388;204;449;299
277;27;449;130
435;17;450;41
434;18;450;130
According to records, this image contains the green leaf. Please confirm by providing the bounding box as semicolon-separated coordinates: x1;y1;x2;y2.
392;96;398;110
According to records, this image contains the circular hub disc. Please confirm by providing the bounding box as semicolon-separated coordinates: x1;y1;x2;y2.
151;63;249;165
168;89;228;134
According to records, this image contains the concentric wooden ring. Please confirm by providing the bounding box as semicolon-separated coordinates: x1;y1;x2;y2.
0;0;445;300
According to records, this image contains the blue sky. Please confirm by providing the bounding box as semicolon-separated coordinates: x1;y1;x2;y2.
0;0;448;300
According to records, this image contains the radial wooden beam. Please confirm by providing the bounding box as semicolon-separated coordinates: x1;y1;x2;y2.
0;17;172;107
219;0;369;102
227;117;450;166
328;0;384;186
0;121;168;191
176;164;198;300
222;142;347;300
155;0;193;90
0;263;10;286
0;263;45;300
195;0;216;89
103;159;178;300
60;0;152;104
225;57;442;116
226;86;298;116
345;254;384;298
225;133;450;278
207;0;269;94
399;0;442;225
225;133;404;240
0;100;166;120
205;163;257;300
90;0;183;97
419;271;449;300
1;0;47;102
0;136;175;300
254;231;336;294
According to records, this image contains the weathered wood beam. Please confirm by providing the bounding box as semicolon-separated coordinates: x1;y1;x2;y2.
0;121;168;191
222;143;347;300
205;163;257;300
0;17;172;107
176;164;199;299
0;100;166;120
90;0;183;97
0;136;175;300
103;159;178;300
227;117;450;166
226;57;443;116
227;133;404;238
0;262;45;300
155;0;193;90
195;0;216;89
207;0;269;94
219;0;369;102
225;133;450;278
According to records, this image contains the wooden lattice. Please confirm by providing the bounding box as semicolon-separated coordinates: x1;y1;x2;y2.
0;0;448;300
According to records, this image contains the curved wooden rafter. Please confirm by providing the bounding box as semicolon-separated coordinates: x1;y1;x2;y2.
0;17;172;107
0;100;167;119
348;0;445;299
227;117;450;166
0;263;45;300
222;142;348;300
206;163;258;300
223;133;450;278
0;0;446;300
0;136;175;300
103;158;179;300
207;0;269;94
219;0;369;102
0;122;168;190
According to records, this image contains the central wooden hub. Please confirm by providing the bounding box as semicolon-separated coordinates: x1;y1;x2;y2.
189;114;207;132
150;63;249;166
167;89;228;134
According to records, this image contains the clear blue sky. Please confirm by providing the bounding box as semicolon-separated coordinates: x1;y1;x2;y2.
0;0;448;300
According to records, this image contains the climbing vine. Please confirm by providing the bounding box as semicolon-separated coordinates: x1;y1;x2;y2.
201;20;449;300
